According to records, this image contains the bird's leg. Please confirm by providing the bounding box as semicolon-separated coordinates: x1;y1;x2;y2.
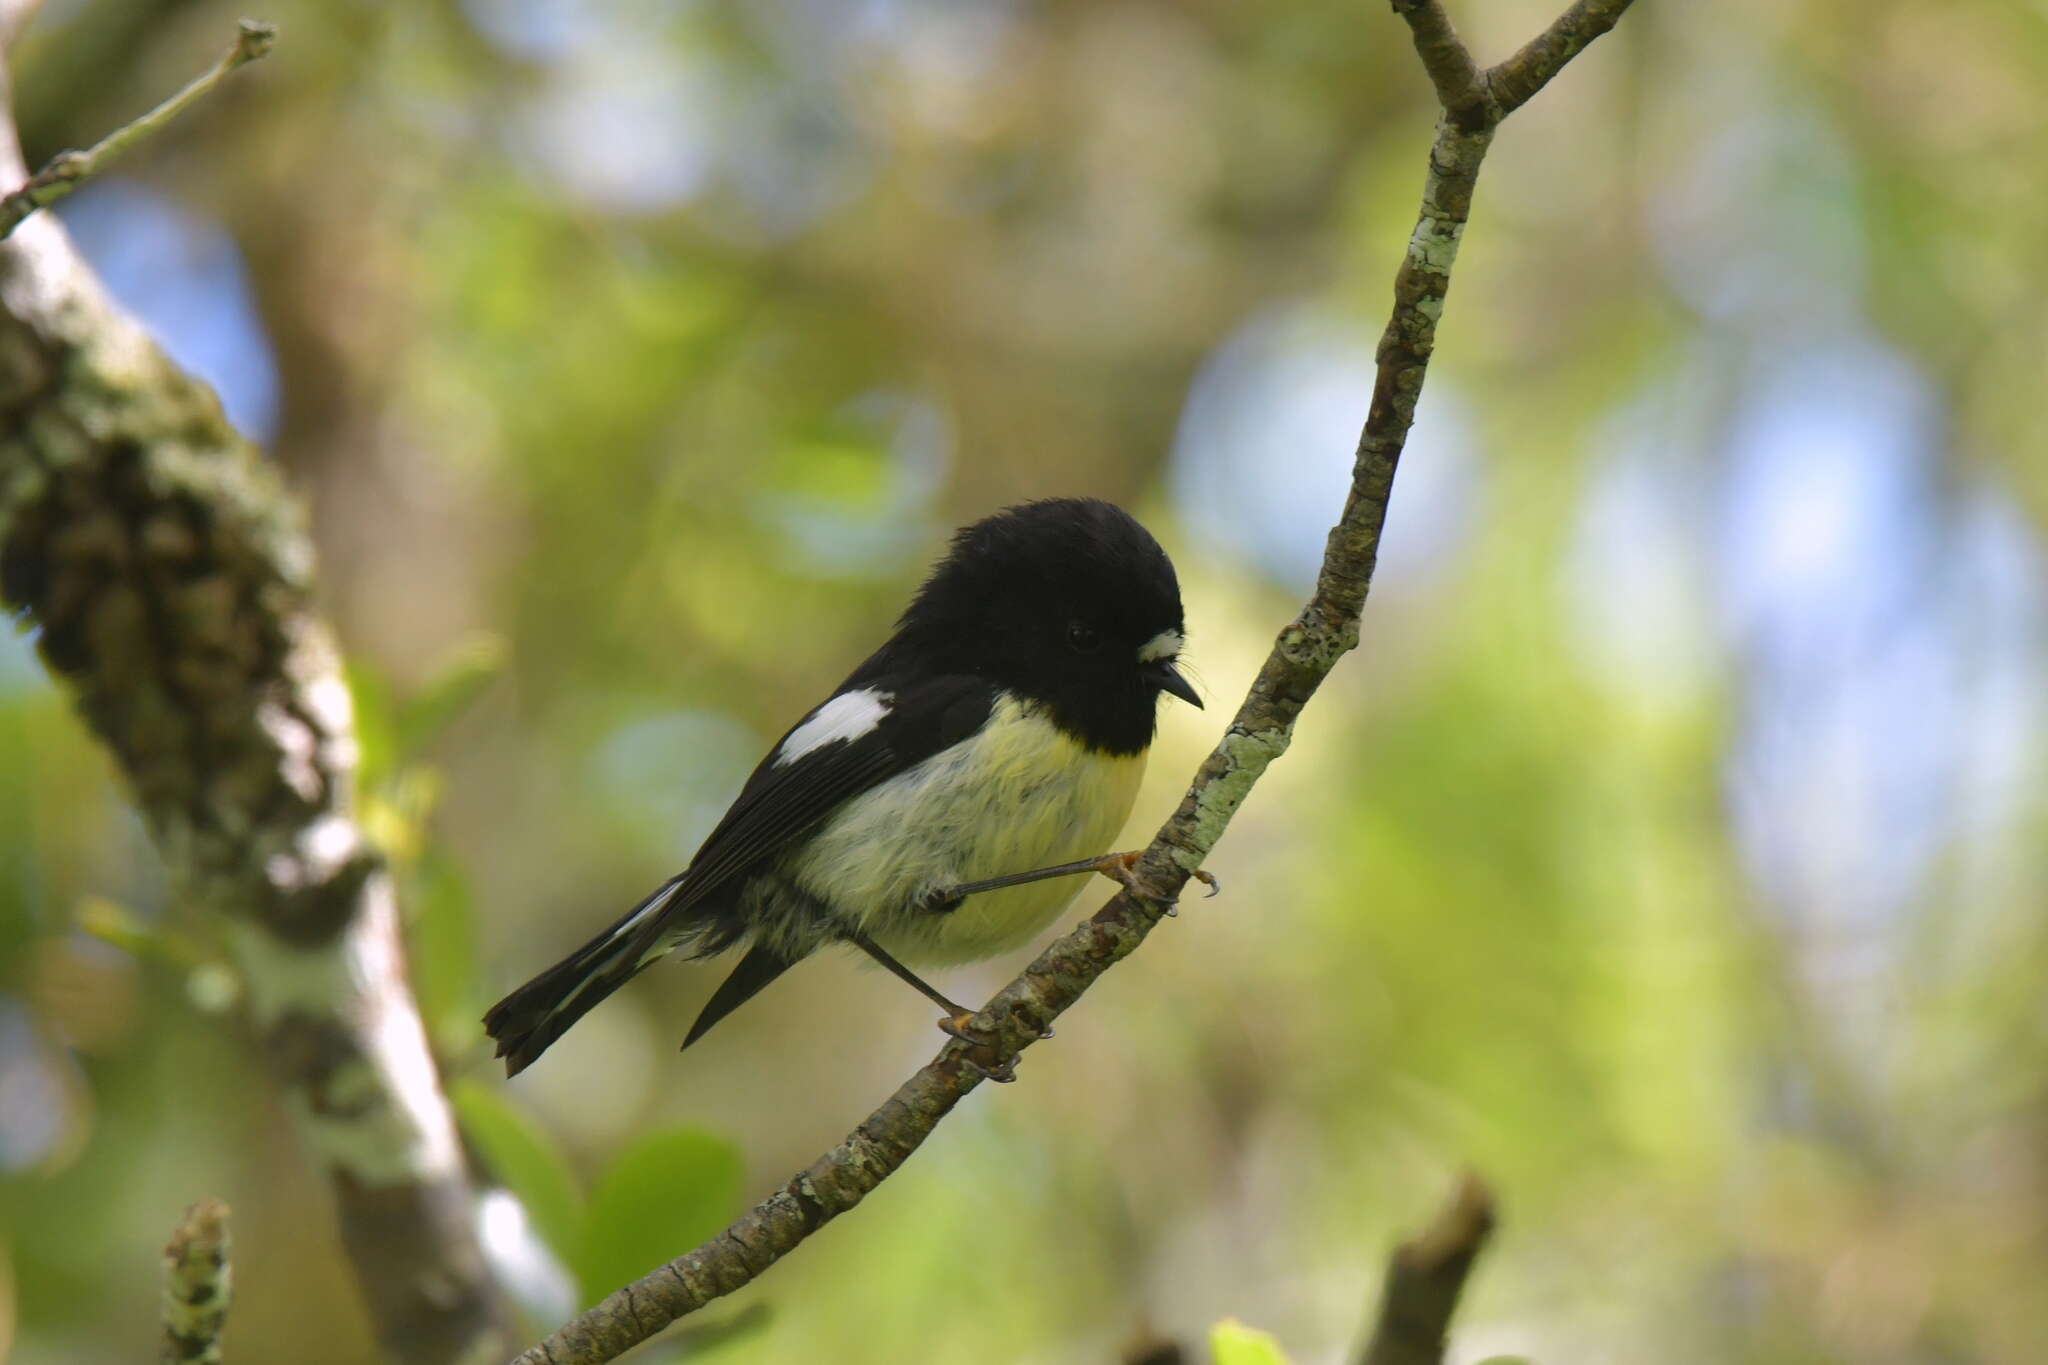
922;851;1221;910
846;928;973;1016
845;929;1016;1081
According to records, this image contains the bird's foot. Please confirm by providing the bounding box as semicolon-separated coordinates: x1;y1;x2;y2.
938;1010;992;1046
1091;851;1221;912
1093;849;1144;886
964;1054;1018;1083
940;1012;1017;1082
915;887;965;916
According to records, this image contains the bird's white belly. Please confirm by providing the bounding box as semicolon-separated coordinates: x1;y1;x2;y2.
784;695;1146;965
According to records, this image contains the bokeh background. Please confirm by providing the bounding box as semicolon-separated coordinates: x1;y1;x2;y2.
5;0;2047;1361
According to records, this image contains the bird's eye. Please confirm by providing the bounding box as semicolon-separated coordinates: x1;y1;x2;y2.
1066;621;1102;654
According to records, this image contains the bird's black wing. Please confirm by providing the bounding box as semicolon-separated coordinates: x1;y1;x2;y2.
484;672;995;1074
627;671;997;951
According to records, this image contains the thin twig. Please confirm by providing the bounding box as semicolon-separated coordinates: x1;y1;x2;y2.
1359;1174;1498;1365
1389;1;1490;128
509;3;1635;1361
1122;1330;1186;1365
160;1200;233;1365
0;18;274;240
1486;0;1638;116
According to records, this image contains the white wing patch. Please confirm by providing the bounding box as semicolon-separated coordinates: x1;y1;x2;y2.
1138;628;1184;663
775;688;893;767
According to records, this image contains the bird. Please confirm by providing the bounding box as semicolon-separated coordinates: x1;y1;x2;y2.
482;497;1205;1079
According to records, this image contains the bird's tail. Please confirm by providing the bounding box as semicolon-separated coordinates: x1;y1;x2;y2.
484;878;685;1076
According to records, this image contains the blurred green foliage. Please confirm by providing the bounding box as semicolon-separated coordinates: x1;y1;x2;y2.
5;0;2048;1363
575;1128;744;1306
1211;1318;1294;1365
453;1080;585;1263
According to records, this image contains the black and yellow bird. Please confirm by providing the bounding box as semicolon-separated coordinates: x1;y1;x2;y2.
483;497;1203;1077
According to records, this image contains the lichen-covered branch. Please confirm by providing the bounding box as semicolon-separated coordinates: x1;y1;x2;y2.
510;3;1636;1362
0;63;514;1365
161;1200;233;1365
1486;0;1639;117
1358;1175;1497;1365
0;19;273;240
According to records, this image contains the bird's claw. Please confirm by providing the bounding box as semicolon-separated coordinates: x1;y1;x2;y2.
939;1012;1016;1082
939;1011;993;1047
1011;1012;1056;1041
1155;866;1219;916
1093;850;1144;888
1095;852;1219;904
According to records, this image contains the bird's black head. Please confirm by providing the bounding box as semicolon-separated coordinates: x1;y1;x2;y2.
883;498;1197;756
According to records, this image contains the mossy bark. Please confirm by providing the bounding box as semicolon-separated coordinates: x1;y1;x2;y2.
0;83;513;1365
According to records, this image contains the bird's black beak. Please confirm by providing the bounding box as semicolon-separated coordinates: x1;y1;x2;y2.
1148;660;1202;709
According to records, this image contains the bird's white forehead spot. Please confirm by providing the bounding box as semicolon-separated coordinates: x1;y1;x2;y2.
1137;629;1184;663
776;689;892;766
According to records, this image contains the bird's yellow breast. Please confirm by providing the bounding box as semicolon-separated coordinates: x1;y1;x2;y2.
784;695;1146;965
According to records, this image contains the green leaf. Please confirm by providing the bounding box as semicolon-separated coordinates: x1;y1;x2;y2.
452;1079;586;1259
346;660;398;791
575;1128;745;1305
1210;1318;1293;1365
396;633;507;756
408;851;483;1051
75;895;198;966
